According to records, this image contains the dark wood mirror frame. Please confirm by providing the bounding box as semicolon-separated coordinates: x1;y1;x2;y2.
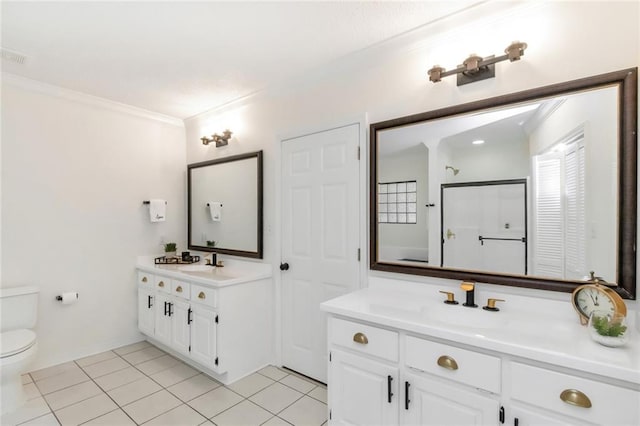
188;151;263;259
370;68;637;299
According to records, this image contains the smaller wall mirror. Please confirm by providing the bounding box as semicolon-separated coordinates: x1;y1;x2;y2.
188;151;263;258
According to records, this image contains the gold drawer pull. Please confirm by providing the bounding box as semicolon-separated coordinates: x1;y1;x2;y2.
158;281;165;288
198;291;206;299
437;355;459;370
353;332;368;345
141;277;148;283
176;286;183;293
560;389;592;408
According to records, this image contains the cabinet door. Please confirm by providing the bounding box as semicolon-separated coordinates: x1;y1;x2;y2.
402;371;498;426
510;406;592;426
137;288;155;336
190;304;218;369
171;300;191;356
154;293;172;346
329;349;399;425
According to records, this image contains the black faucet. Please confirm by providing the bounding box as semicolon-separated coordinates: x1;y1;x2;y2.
461;281;477;308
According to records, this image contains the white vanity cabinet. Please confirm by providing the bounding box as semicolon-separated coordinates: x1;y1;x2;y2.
323;287;640;426
135;262;273;385
327;316;500;426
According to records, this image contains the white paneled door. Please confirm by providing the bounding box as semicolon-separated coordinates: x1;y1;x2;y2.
281;123;361;383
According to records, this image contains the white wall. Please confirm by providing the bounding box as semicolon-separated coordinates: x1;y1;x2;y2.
1;79;186;369
183;1;638;313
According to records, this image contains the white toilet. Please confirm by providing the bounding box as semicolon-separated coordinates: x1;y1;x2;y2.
0;286;39;415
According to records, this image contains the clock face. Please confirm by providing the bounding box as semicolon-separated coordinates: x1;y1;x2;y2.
574;286;615;318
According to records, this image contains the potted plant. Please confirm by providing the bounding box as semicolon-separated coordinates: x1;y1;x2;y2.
164;242;177;258
588;312;628;347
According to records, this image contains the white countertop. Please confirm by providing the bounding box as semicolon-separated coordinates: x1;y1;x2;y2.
136;256;272;288
321;285;640;385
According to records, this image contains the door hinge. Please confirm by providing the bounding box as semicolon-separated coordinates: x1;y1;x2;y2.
215;357;219;366
188;345;191;352
357;146;360;160
357;248;361;261
499;406;505;424
329;351;332;362
215;315;219;324
329;410;332;420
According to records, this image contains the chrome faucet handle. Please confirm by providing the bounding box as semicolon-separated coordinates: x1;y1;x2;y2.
439;291;459;305
483;298;505;312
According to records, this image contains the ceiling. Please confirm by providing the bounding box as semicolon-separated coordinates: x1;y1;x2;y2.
1;1;484;120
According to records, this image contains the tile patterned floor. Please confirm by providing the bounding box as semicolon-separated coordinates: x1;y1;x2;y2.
2;342;327;426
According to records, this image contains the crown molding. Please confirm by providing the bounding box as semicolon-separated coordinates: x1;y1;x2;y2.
2;73;184;127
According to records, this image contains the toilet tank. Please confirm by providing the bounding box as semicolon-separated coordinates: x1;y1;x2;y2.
0;286;39;332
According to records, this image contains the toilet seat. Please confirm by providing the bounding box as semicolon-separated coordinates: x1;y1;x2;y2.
0;329;36;358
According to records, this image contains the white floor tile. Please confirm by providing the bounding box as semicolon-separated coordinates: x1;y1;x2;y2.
249;382;303;414
17;413;60;426
227;373;274;398
75;351;117;368
107;377;162;406
93;367;145;391
120;346;164;365
143;404;207;426
210;400;272;426
149;362;199;388
0;397;51;426
44;381;103;411
166;374;220;402
54;394;117;426
135;354;181;376
187;387;243;418
121;390;181;424
113;341;151;356
22;374;34;385
278;396;327;426
81;357;130;379
279;375;316;394
308;386;327;404
258;366;288;381
34;368;90;395
30;362;80;382
82;409;135;426
24;383;42;400
261;416;293;426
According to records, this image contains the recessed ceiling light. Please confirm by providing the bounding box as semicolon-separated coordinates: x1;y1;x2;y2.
472;139;485;145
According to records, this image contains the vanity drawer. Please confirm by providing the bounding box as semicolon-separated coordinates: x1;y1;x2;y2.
510;362;639;425
137;271;154;287
171;280;190;300
190;284;218;308
330;317;399;362
405;336;500;393
154;276;171;294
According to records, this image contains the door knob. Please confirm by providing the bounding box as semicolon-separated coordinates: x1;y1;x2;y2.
446;229;456;240
280;262;290;271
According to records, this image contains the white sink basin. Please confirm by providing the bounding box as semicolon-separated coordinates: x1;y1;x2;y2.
420;303;507;329
178;265;214;272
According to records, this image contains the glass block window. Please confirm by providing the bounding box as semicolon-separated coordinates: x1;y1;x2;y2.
378;180;417;224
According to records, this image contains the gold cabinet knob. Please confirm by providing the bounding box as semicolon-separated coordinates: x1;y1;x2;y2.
176;286;183;293
437;355;459;370
439;290;458;305
158;281;165;288
560;389;592;408
483;298;505;312
141;277;148;283
353;332;368;345
198;291;206;299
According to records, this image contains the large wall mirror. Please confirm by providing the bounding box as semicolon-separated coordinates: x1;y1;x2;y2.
370;68;637;299
188;151;263;258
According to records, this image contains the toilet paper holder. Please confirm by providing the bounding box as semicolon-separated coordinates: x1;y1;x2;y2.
56;292;79;302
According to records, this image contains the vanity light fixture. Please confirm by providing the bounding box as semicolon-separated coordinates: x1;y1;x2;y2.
427;41;527;86
201;129;233;147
